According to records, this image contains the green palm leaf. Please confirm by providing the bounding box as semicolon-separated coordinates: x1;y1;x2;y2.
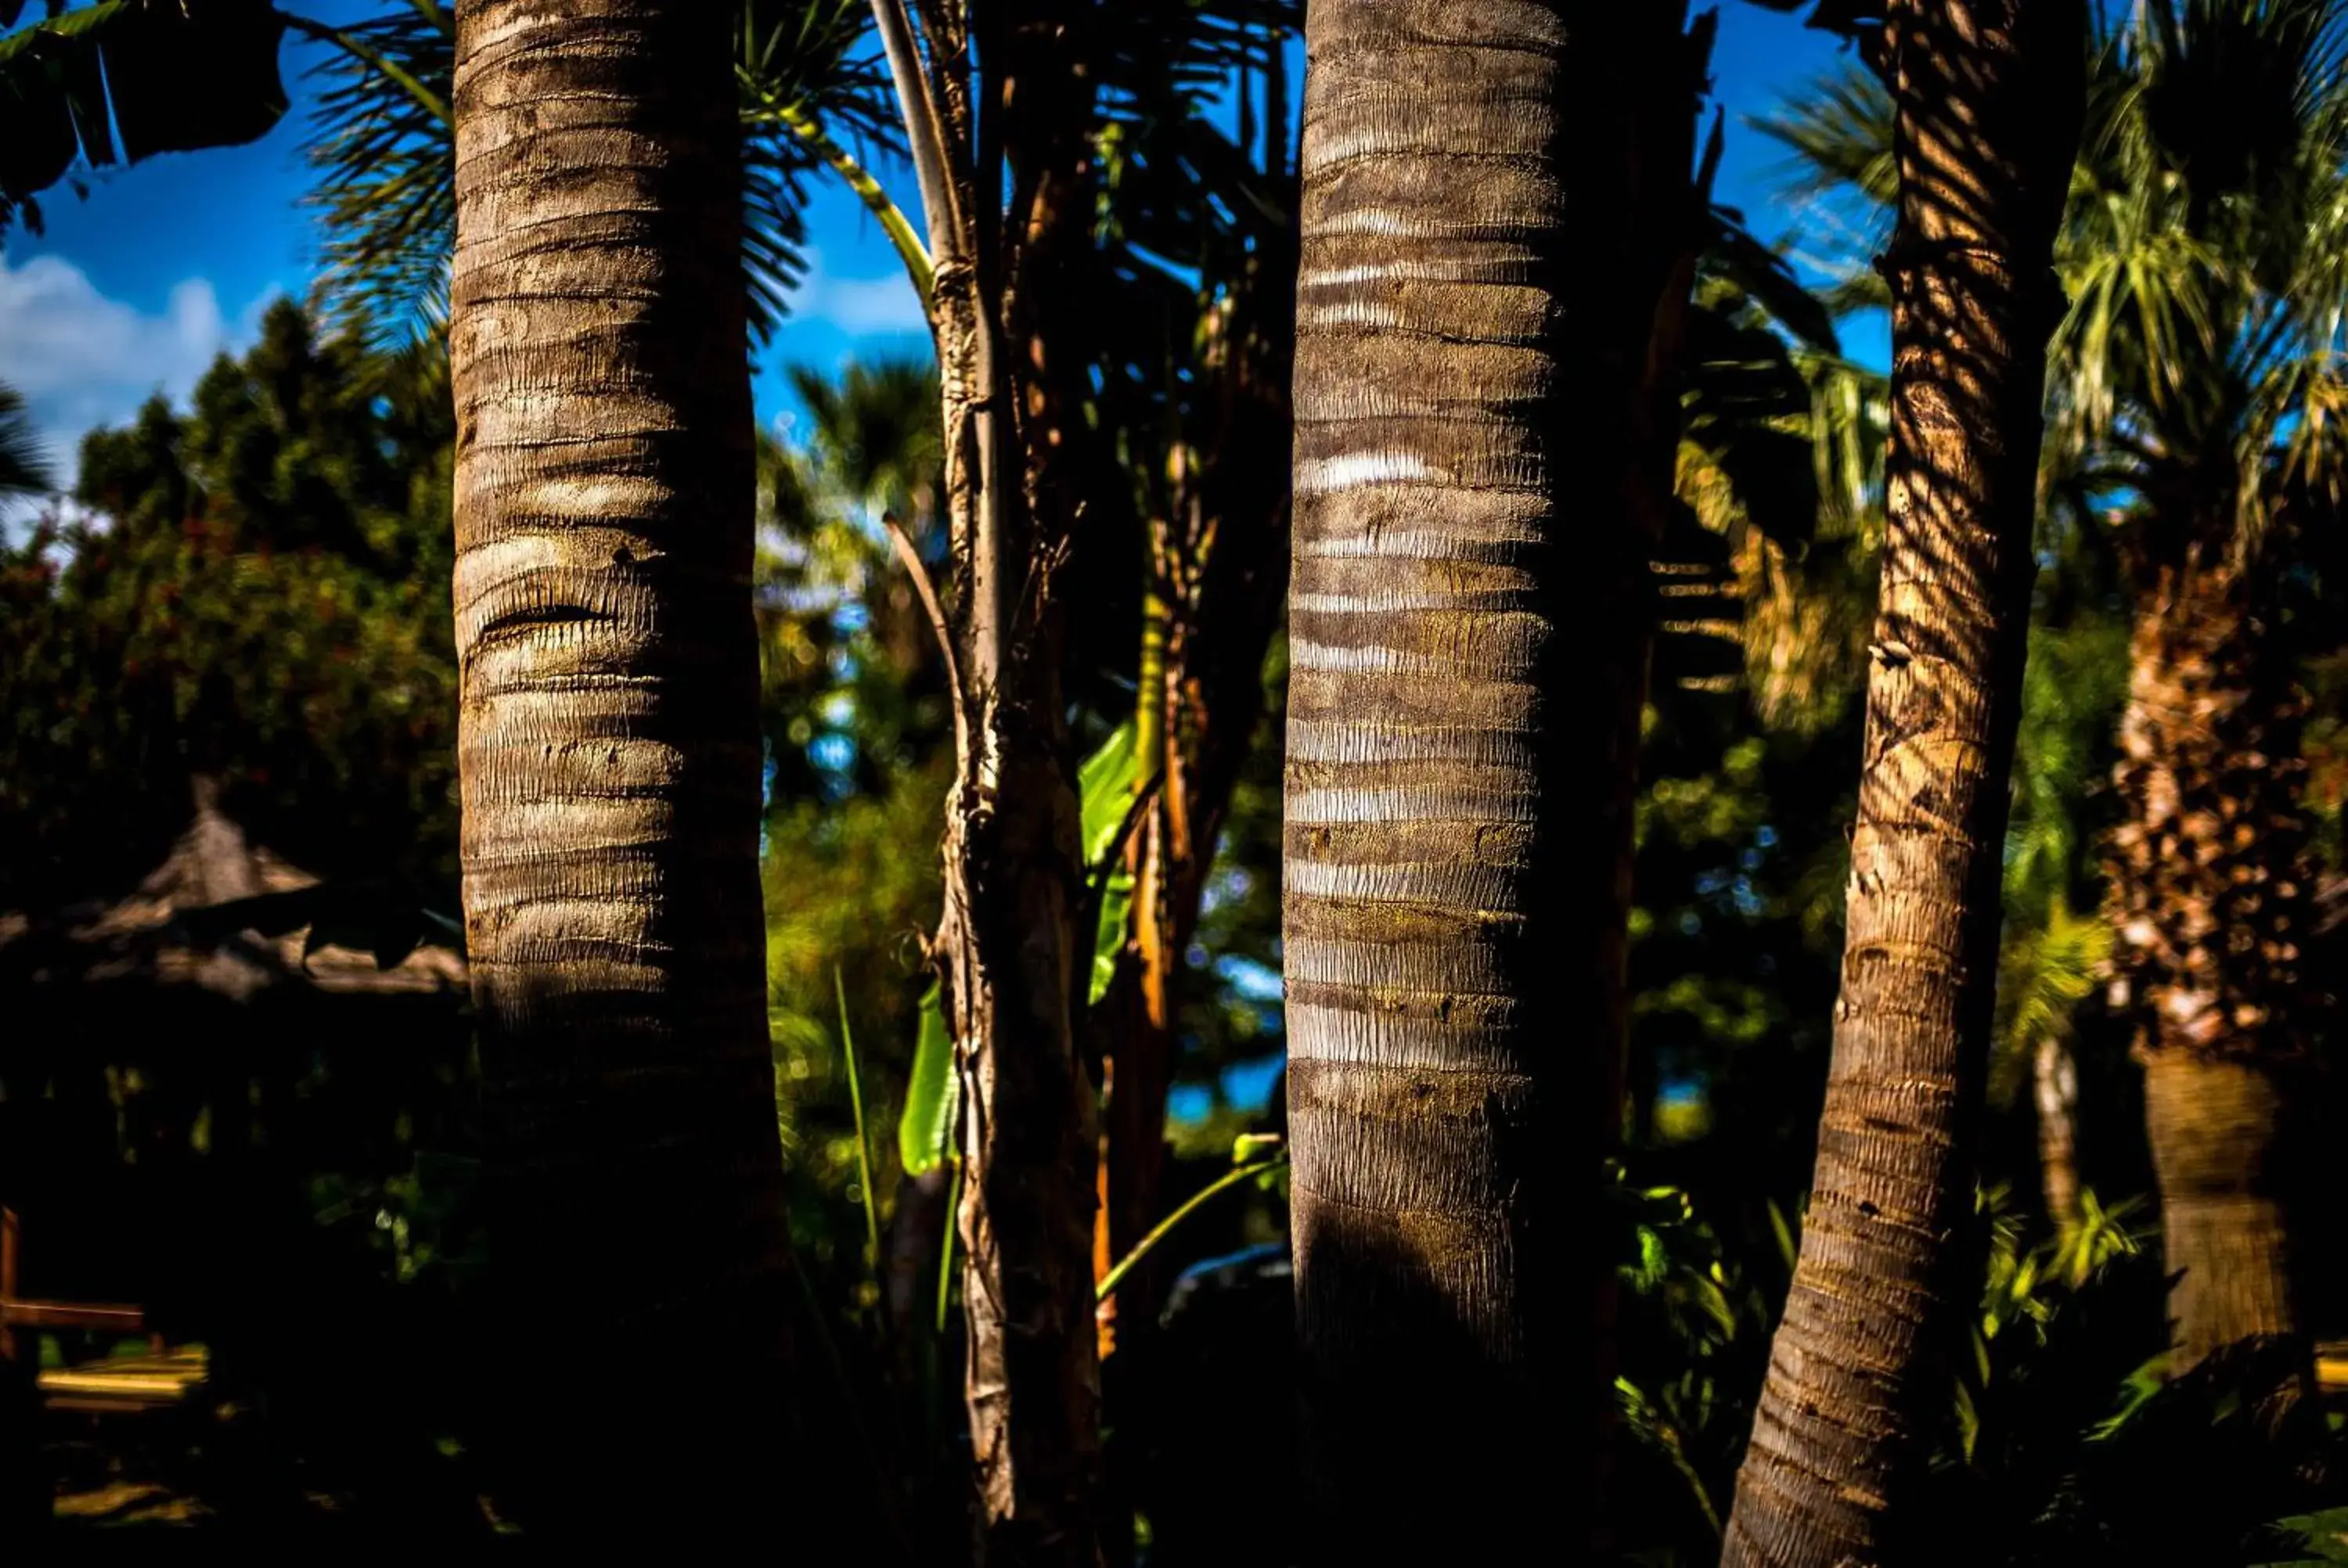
0;382;52;500
301;0;894;345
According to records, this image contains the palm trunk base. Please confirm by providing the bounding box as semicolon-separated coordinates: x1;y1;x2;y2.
2143;1051;2305;1373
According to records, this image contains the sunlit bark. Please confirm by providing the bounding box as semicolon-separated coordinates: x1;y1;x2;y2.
1720;2;2085;1563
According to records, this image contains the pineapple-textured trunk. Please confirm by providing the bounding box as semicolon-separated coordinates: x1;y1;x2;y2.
1720;3;2083;1564
1283;3;1698;1555
2109;554;2314;1376
449;0;793;1535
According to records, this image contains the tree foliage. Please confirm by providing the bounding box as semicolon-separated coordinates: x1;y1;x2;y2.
0;300;458;905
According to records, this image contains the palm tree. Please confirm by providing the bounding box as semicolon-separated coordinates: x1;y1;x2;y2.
0;387;50;503
0;4;891;341
1282;2;1720;1555
2058;0;2348;1378
1719;2;2086;1563
446;0;794;1537
1767;0;2348;1381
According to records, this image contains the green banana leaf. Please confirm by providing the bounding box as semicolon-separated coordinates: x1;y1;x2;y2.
1079;716;1140;1007
2;1;289;218
899;981;955;1177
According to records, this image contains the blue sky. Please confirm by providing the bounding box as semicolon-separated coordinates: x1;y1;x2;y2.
0;4;1866;484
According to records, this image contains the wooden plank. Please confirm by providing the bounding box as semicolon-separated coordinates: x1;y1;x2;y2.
34;1347;207;1412
0;1299;146;1332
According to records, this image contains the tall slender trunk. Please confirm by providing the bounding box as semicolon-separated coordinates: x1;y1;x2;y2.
2108;552;2314;1376
1283;3;1701;1555
1720;4;2083;1563
871;4;1100;1558
935;233;1098;1568
449;0;792;1537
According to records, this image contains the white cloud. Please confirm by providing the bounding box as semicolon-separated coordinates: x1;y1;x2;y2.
0;253;276;490
793;247;930;337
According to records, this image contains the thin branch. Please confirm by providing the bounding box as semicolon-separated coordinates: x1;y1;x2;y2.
1095;1159;1288;1305
883;510;970;779
868;0;963;267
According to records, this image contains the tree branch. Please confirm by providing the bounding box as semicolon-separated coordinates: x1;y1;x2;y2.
883;510;969;781
867;0;963;268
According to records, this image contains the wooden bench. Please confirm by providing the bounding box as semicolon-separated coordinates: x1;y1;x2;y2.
0;1208;207;1415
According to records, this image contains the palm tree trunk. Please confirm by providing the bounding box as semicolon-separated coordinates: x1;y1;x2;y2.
2033;1033;2083;1232
449;0;791;1534
1720;4;2083;1563
1284;2;1703;1555
2109;552;2314;1376
2142;1051;2301;1365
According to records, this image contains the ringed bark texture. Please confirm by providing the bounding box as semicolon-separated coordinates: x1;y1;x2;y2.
1286;2;1565;1553
1720;4;2084;1564
451;0;791;1531
2109;554;2314;1374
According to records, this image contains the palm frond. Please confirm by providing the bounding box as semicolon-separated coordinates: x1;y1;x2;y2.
301;5;451;345
786;357;942;519
0;381;53;500
1750;59;1895;263
1991;898;2115;1110
301;0;898;347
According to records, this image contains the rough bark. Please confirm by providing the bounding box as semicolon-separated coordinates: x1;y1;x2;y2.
1719;4;2084;1564
873;3;1101;1559
449;0;792;1537
1282;3;1701;1555
2142;1051;2302;1367
2108;553;2314;1376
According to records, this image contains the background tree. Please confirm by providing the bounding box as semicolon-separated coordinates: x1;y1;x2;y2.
1768;0;2348;1381
2060;0;2348;1377
0;383;49;501
0;303;457;908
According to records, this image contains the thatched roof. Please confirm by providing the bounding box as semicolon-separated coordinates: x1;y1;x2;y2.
0;779;464;1002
